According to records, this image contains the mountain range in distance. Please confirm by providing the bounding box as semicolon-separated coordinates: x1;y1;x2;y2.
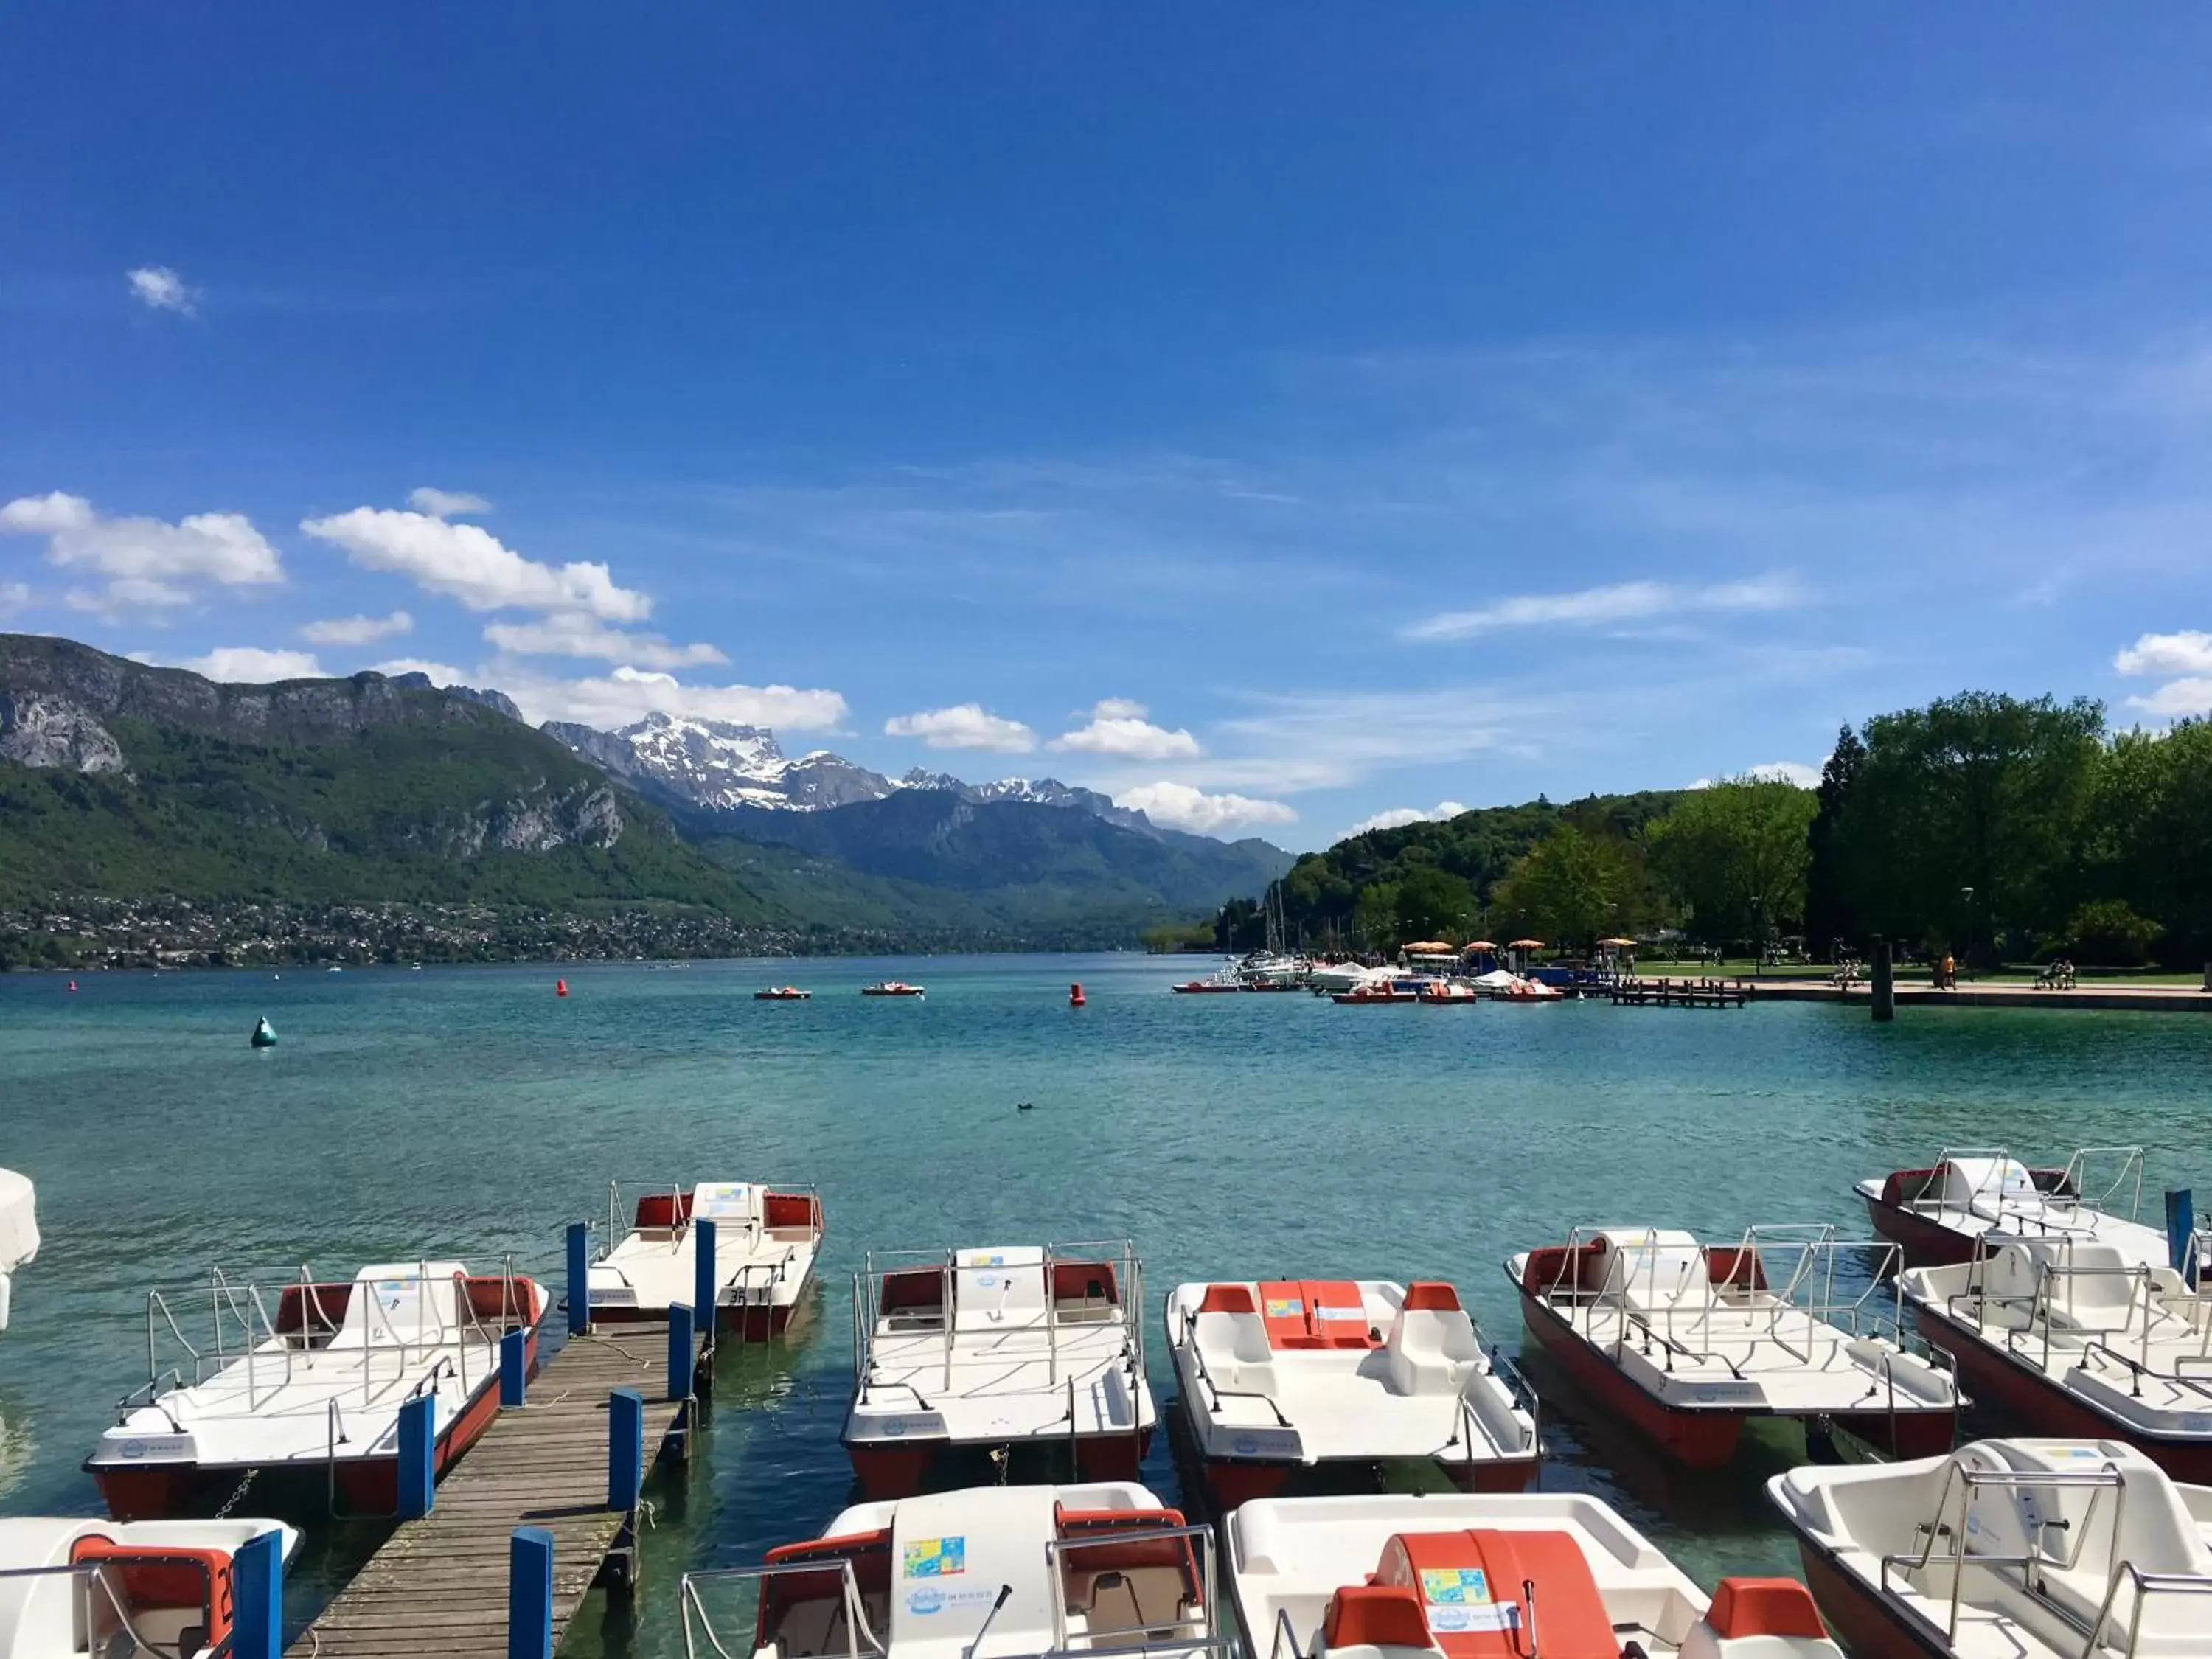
0;635;1290;953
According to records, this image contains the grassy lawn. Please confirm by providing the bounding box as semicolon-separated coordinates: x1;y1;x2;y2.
1623;956;2206;986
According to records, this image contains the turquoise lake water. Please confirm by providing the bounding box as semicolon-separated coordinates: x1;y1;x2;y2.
1;953;2206;1653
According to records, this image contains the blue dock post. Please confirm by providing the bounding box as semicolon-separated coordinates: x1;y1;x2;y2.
566;1220;591;1337
667;1301;695;1402
231;1527;283;1659
501;1326;528;1407
508;1527;554;1659
693;1216;718;1338
396;1392;435;1520
608;1387;644;1512
2168;1189;2197;1284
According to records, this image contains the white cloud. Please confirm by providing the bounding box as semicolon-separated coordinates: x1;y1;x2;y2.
1121;781;1297;838
408;487;493;518
1745;760;1821;787
1050;698;1202;760
300;609;414;646
1403;574;1807;643
176;647;325;682
2115;630;2212;678
884;703;1038;752
300;507;650;622
126;266;195;315
0;492;283;616
2126;677;2212;718
372;658;470;685
495;664;848;732
0;581;29;618
481;614;726;669
1345;801;1471;838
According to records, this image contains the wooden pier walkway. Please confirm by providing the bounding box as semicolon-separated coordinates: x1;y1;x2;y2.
1609;975;1750;1009
288;1321;700;1659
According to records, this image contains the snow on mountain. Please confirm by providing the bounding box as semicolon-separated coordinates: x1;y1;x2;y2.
541;712;1155;829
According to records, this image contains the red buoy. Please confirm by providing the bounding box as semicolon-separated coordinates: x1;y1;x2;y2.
556;978;568;998
1069;981;1085;1006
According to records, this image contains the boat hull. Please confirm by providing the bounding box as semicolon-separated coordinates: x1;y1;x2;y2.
1787;1527;1948;1659
1517;1285;1745;1467
845;1428;1152;1500
1860;1192;1980;1269
91;1333;526;1521
1912;1301;2212;1483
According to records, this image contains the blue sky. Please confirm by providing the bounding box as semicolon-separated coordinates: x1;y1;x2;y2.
7;7;2212;847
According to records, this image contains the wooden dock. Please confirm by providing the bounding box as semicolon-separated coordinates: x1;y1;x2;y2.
1609;975;1750;1008
288;1321;702;1659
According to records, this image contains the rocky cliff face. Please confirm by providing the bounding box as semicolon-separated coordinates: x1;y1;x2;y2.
0;633;512;746
0;689;128;774
410;784;626;858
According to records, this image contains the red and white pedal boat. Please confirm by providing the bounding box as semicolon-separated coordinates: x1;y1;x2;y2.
0;1517;299;1659
587;1180;824;1338
1509;1226;1958;1467
843;1243;1157;1498
1164;1278;1538;1508
1902;1238;2212;1484
679;1481;1225;1659
85;1261;543;1520
1858;1147;2174;1270
1769;1438;2212;1659
861;981;927;998
1225;1492;1842;1659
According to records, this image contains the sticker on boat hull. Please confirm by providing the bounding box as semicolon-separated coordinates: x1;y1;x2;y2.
904;1537;966;1579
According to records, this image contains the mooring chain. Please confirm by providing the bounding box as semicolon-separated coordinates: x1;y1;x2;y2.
212;1466;259;1520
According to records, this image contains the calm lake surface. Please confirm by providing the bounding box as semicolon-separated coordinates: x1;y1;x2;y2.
1;953;2206;1652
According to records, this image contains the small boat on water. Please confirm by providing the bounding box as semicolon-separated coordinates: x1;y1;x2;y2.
587;1180;824;1338
86;1261;544;1520
1509;1226;1959;1467
861;981;926;998
1226;1492;1842;1659
0;1516;299;1659
1172;972;1248;994
843;1242;1157;1497
1768;1438;2212;1659
1901;1237;2212;1483
1332;978;1427;1004
1419;980;1482;1004
0;1169;35;1335
1307;963;1390;995
680;1481;1220;1659
753;986;813;1001
1164;1277;1539;1507
1857;1147;2175;1270
249;1017;276;1048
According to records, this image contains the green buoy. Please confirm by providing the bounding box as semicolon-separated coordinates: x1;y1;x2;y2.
251;1016;278;1048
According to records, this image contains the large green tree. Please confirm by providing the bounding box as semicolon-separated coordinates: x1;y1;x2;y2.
1489;824;1631;950
1648;777;1817;945
1831;692;2105;961
1394;865;1476;942
1803;725;1865;956
2093;719;2212;962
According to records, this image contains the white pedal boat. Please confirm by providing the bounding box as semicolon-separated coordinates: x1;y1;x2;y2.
1226;1492;1841;1659
1857;1148;2175;1272
587;1179;824;1338
681;1481;1225;1659
1164;1279;1538;1508
844;1244;1157;1498
1769;1438;2212;1659
86;1262;543;1520
1902;1239;2212;1485
0;1169;34;1335
0;1517;297;1659
1509;1227;1959;1467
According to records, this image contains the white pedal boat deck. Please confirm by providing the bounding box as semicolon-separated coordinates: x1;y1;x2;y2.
1904;1239;2212;1484
1226;1492;1841;1659
1510;1227;1958;1468
86;1261;543;1520
0;1516;297;1659
1164;1279;1537;1507
1858;1149;2175;1273
0;1169;35;1335
844;1244;1158;1498
681;1481;1225;1659
1770;1439;2212;1659
588;1179;824;1338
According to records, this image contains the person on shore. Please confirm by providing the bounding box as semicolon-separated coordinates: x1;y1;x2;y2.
1940;951;1955;990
